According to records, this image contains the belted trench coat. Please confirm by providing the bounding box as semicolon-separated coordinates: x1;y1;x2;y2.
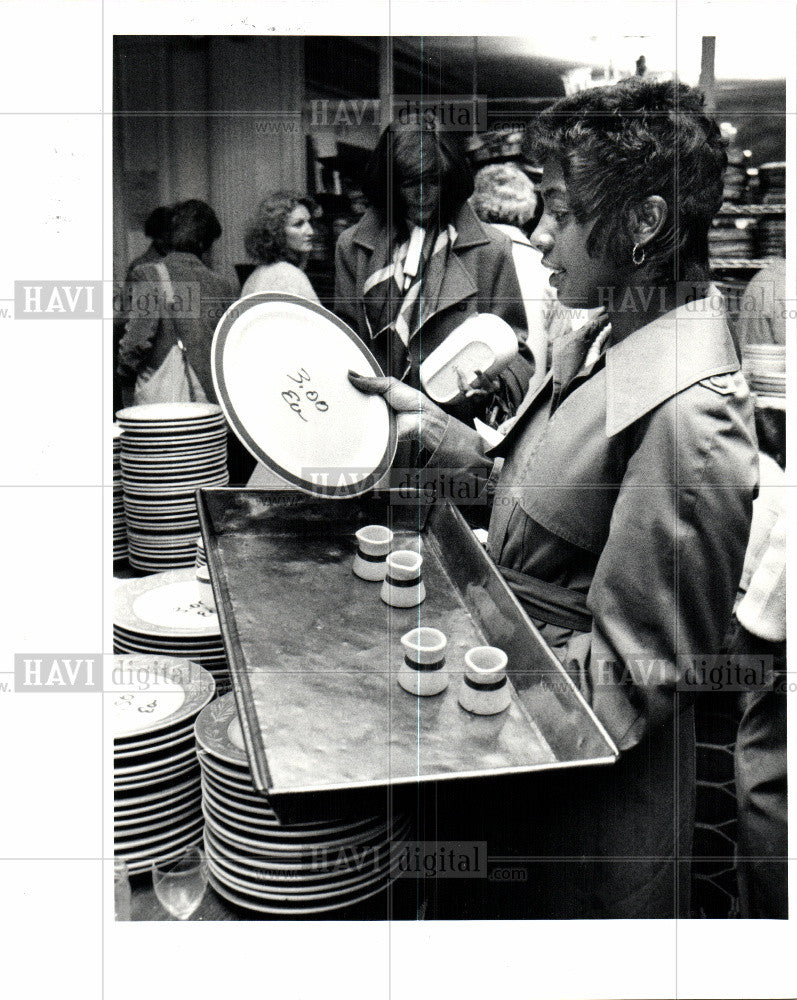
422;296;758;918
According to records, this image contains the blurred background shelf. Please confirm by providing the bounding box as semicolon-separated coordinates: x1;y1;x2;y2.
718;204;785;216
711;258;774;270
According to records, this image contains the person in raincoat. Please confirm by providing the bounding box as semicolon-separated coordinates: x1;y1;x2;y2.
334;118;533;433
350;78;758;919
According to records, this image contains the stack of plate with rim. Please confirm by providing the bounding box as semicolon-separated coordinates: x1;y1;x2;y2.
117;402;229;572
114;569;230;695
743;343;786;404
709;216;753;259
758;162;786;204
113;424;127;562
756;218;786;258
196;693;410;916
113;656;215;874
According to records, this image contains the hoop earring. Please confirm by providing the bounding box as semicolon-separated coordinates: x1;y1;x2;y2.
632;243;646;266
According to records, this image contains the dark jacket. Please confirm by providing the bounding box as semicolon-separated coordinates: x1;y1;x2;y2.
334;203;533;424
117;251;236;404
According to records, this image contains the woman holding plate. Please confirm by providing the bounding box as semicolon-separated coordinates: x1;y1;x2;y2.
350;78;758;919
335;119;534;432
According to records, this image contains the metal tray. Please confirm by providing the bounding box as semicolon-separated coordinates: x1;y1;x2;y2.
197;489;618;814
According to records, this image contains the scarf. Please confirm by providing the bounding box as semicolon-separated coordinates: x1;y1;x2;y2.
361;225;457;374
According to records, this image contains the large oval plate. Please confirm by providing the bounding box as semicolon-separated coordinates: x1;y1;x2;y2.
212;292;395;498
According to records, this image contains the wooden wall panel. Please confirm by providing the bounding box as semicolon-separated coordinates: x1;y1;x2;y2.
207;37;305;285
114;36;305;286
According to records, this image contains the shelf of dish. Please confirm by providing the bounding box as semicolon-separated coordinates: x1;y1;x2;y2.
718;204;785;216
710;259;772;271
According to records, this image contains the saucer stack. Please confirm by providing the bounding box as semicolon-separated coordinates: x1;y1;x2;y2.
758;162;786;204
114;568;231;695
756;217;786;258
113;424;127;562
116;402;229;572
709;216;753;259
744;343;786;406
196;694;409;916
113;656;215;874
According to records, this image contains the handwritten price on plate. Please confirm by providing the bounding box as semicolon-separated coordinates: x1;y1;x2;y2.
114;693;159;714
281;368;328;424
175;601;214;618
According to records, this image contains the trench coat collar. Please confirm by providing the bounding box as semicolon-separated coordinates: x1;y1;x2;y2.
351;201;491;253
487;296;738;456
604;295;739;436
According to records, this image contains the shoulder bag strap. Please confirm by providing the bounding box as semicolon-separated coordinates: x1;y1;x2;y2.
153;260;197;402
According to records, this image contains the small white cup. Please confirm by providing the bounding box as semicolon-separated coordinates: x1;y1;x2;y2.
196;565;214;610
352;525;394;581
398;627;448;696
458;646;511;715
380;550;425;608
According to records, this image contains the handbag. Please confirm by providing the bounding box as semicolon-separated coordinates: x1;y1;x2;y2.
133;262;208;405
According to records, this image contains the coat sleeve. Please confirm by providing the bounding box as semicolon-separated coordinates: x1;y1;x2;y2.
116;263;160;388
424;411;501;502
333;231;363;337
570;382;758;749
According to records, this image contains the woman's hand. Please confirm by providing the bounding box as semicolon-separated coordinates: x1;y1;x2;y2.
348;371;449;451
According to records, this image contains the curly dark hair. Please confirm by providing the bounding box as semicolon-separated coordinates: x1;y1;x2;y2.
143;206;172;241
363;119;474;229
245;192;316;266
525;78;728;282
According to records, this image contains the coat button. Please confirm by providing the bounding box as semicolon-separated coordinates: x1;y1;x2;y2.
700;374;736;395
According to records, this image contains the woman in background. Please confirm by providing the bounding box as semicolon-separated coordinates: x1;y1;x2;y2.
117;199;235;407
471;162;588;395
335;119;533;432
124;205;172;278
241;192;319;301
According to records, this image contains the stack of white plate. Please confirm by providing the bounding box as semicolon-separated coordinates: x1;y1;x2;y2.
195;694;409;916
113;424;127;562
744;343;786;403
758;219;786;258
117;402;229;572
113;656;215;874
114;569;230;695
